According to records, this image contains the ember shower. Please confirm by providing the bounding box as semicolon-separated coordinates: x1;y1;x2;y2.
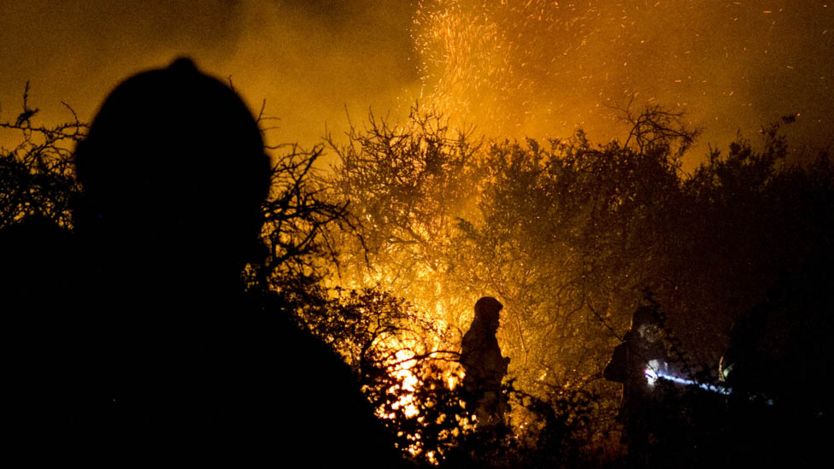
414;0;834;165
3;0;834;464
2;1;832;163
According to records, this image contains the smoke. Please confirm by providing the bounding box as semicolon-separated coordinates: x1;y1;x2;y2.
2;0;832;167
0;1;242;124
0;0;419;149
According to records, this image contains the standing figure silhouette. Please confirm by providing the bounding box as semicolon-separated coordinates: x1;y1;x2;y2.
604;302;669;467
460;296;510;428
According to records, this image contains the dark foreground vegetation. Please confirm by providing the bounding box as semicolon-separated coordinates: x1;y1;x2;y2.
2;80;832;467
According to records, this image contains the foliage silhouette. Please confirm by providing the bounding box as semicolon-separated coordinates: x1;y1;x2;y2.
0;81;84;228
4;69;834;466
327;105;834;466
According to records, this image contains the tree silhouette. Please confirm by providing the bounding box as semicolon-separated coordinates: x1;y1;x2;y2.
4;77;834;466
325;104;834;465
0;82;85;228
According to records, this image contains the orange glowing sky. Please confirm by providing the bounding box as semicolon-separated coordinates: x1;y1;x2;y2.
2;0;832;168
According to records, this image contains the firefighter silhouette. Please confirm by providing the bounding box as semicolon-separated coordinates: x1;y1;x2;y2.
460;296;511;427
604;302;670;465
65;58;403;466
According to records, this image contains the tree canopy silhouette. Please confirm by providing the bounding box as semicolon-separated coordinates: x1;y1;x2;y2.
3;71;834;466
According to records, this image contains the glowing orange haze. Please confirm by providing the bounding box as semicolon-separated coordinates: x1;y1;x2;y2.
1;0;832;170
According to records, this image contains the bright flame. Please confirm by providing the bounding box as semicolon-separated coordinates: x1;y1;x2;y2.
393;349;421;419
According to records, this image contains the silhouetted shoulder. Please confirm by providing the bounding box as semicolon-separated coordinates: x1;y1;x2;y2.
248;292;407;468
1;216;86;459
0;216;76;337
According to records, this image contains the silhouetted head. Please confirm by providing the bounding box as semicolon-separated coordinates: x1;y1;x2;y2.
74;58;270;280
473;296;503;333
631;305;663;342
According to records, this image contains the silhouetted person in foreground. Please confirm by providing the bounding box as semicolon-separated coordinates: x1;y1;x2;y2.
64;58;403;466
460;296;510;428
604;302;669;467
